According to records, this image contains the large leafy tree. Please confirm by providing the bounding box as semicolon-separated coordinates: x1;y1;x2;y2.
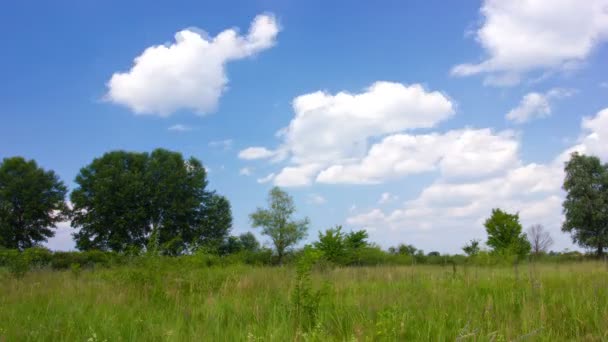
0;157;68;249
485;208;531;257
71;149;230;253
562;153;608;256
250;187;308;264
196;193;233;249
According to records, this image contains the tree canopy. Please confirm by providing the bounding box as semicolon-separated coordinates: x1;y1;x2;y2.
485;208;530;257
70;149;231;253
562;153;608;256
250;187;308;263
0;157;68;249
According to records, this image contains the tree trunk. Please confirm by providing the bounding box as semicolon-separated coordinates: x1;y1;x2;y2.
597;244;604;258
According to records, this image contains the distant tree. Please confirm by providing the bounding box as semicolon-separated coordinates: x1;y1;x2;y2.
388;243;417;255
0;157;68;249
71;149;230;253
527;224;553;255
462;239;481;256
562;153;608;257
315;226;346;262
196;193;233;249
238;232;260;252
427;251;440;257
344;230;369;249
219;235;243;255
250;187;309;264
398;244;418;255
485;208;531;257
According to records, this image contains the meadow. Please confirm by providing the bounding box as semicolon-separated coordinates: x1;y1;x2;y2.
1;259;607;341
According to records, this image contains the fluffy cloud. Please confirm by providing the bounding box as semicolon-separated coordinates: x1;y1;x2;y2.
506;88;574;123
257;173;275;184
317;128;519;184
561;108;608;160
238;147;277;160
240;81;455;186
452;0;608;85
106;14;279;115
347;107;608;252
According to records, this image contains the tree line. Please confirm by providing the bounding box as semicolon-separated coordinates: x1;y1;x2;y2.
1;149;607;261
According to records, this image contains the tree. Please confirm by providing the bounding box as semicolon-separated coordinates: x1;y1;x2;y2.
388;243;417;255
562;153;608;257
0;157;68;249
485;208;531;257
527;224;553;255
219;236;243;255
250;187;309;264
462;239;481;256
196;193;233;250
71;149;231;253
315;226;346;262
344;230;369;249
238;232;260;252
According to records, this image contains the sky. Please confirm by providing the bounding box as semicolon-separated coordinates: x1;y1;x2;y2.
1;0;607;254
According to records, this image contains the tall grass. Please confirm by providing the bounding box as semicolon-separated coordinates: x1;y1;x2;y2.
0;261;607;341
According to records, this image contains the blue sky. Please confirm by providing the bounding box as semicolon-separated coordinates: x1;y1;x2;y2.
1;0;607;253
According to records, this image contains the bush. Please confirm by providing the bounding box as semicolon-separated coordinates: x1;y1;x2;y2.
23;247;53;268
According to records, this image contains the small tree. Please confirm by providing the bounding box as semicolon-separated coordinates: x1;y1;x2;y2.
344;230;369;249
0;157;68;249
462;239;481;256
527;224;553;255
239;232;260;252
315;226;346;263
485;208;531;257
250;187;309;264
562;153;608;257
388;243;418;255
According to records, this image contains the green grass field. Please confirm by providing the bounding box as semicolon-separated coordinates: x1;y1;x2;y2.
1;261;607;341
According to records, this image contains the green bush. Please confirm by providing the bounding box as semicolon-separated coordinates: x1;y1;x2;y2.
23;247;53;268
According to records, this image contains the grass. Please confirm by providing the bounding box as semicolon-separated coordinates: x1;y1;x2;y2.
0;260;607;341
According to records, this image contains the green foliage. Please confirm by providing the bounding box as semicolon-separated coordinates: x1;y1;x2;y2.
0;157;68;250
314;226;346;263
250;187;309;263
219;236;243;255
485;208;531;257
239;232;260;252
389;243;418;256
7;253;29;278
291;247;324;330
562;152;608;256
70;263;82;277
1;261;606;340
462;239;481;256
313;226;371;265
71;149;231;253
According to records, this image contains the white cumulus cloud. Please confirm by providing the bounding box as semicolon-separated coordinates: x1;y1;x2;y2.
317;128;519;184
238;147;277;160
240;81;455;186
452;0;608;85
506;88;574;123
106;14;280;115
347;107;608;252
